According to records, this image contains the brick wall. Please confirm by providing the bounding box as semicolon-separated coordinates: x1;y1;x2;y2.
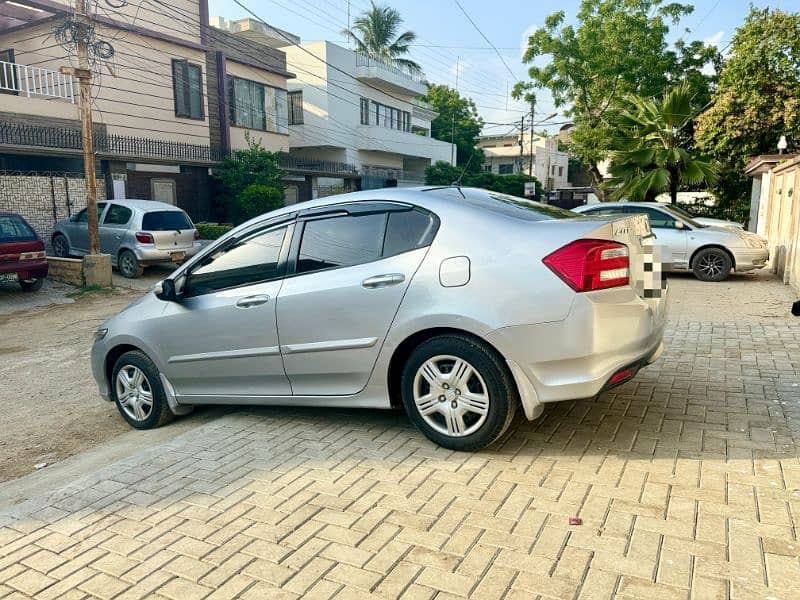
0;172;106;246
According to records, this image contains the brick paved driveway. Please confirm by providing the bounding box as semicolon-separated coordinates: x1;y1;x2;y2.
1;274;799;599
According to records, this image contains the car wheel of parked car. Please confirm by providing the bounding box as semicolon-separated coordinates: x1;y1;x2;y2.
52;234;70;258
111;351;173;429
692;248;732;282
118;250;144;279
19;279;43;293
401;334;517;451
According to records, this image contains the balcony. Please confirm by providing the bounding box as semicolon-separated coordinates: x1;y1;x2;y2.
354;53;427;97
1;61;75;102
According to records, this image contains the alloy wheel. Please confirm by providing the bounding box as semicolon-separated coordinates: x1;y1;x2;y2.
115;365;154;422
698;253;725;278
53;236;68;257
412;355;489;437
120;253;136;278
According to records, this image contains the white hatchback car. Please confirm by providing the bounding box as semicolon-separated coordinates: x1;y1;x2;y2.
52;200;202;278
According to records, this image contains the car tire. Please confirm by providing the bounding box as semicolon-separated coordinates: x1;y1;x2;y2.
19;279;44;293
400;334;517;451
111;351;173;429
692;247;732;282
52;234;70;258
118;250;144;279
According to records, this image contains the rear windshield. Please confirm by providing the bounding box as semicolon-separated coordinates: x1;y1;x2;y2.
459;189;577;221
0;215;37;242
141;211;193;231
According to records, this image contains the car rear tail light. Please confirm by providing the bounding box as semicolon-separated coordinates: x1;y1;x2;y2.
543;239;630;292
19;251;46;260
193;229;200;241
135;232;154;244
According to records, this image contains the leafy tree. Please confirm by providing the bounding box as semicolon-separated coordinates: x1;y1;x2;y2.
342;1;421;75
424;161;542;199
516;0;718;199
425;84;485;172
695;7;800;205
213;135;285;224
606;83;717;203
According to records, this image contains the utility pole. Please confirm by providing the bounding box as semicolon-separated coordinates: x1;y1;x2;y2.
518;114;525;173
450;57;460;165
528;104;535;179
62;0;99;255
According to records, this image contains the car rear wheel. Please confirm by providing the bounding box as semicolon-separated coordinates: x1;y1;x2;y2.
692;248;731;282
52;234;70;258
19;279;43;292
401;334;517;451
118;250;144;279
111;351;173;429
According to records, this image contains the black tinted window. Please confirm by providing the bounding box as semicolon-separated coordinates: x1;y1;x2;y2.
103;204;133;225
456;189;576;221
383;209;436;257
0;215;36;242
297;213;385;274
142;211;192;231
76;203;106;223
185;226;286;295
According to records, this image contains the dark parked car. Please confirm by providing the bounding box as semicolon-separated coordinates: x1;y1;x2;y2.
0;212;48;292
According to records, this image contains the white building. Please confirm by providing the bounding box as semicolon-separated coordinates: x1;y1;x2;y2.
477;132;569;190
281;41;453;192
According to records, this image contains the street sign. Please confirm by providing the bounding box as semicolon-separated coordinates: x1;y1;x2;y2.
524;182;536;198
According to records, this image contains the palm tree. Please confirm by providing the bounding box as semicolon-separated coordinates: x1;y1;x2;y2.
342;2;422;76
606;82;717;203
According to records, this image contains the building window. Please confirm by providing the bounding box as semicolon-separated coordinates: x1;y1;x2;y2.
368;100;410;132
228;76;288;133
0;49;17;96
288;91;303;125
499;163;514;175
558;166;564;177
360;97;370;125
172;59;203;120
483;164;492;172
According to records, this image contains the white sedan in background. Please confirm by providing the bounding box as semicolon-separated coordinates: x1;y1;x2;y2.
573;202;768;282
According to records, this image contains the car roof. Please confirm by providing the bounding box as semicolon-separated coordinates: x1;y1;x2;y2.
102;199;185;212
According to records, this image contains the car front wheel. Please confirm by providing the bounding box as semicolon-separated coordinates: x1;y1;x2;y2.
692;248;732;282
111;351;173;429
401;334;517;451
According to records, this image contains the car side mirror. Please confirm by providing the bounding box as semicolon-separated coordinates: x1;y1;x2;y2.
155;279;177;302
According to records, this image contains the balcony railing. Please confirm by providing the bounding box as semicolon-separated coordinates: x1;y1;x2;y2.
0;122;361;175
354;53;426;85
0;61;75;103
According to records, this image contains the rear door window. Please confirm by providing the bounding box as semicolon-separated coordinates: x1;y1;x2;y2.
382;209;437;257
142;211;192;231
297;213;386;274
103;204;133;226
0;215;37;242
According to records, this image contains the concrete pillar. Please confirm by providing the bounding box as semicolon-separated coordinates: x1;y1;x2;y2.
83;254;112;287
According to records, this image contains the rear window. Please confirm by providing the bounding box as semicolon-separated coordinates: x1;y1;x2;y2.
141;211;192;231
459;189;577;221
0;215;37;242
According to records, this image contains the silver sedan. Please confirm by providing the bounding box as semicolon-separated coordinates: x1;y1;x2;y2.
91;187;667;451
573;202;768;281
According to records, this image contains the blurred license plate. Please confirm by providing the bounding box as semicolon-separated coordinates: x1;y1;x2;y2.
170;251;186;262
0;272;17;282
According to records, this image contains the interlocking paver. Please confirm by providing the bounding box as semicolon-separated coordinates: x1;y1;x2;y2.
2;276;800;598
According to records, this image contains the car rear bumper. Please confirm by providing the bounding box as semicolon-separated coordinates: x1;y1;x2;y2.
134;242;202;265
487;285;668;416
0;259;48;280
732;248;769;271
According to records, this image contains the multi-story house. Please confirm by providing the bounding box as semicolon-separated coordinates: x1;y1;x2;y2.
477;132;570;191
213;17;454;197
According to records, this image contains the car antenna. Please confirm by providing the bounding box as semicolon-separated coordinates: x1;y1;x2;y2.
450;153;476;199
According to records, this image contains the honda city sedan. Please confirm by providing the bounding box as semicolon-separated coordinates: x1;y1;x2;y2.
91;187;667;451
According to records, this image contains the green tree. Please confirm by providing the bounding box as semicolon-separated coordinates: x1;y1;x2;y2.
695;7;800;205
423;161;541;199
342;1;421;75
517;0;718;199
606;83;717;203
212;136;285;224
425;84;485;171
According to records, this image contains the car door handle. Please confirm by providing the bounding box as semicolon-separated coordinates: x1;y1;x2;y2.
362;274;405;289
115;235;122;240
235;295;270;308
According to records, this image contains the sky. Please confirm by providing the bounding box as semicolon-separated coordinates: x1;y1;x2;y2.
208;0;789;135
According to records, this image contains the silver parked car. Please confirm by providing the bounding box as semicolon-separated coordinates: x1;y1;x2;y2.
572;202;768;282
91;187;667;451
52;199;202;278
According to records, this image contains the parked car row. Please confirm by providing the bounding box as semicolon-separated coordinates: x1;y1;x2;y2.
572;202;768;282
52;200;202;278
